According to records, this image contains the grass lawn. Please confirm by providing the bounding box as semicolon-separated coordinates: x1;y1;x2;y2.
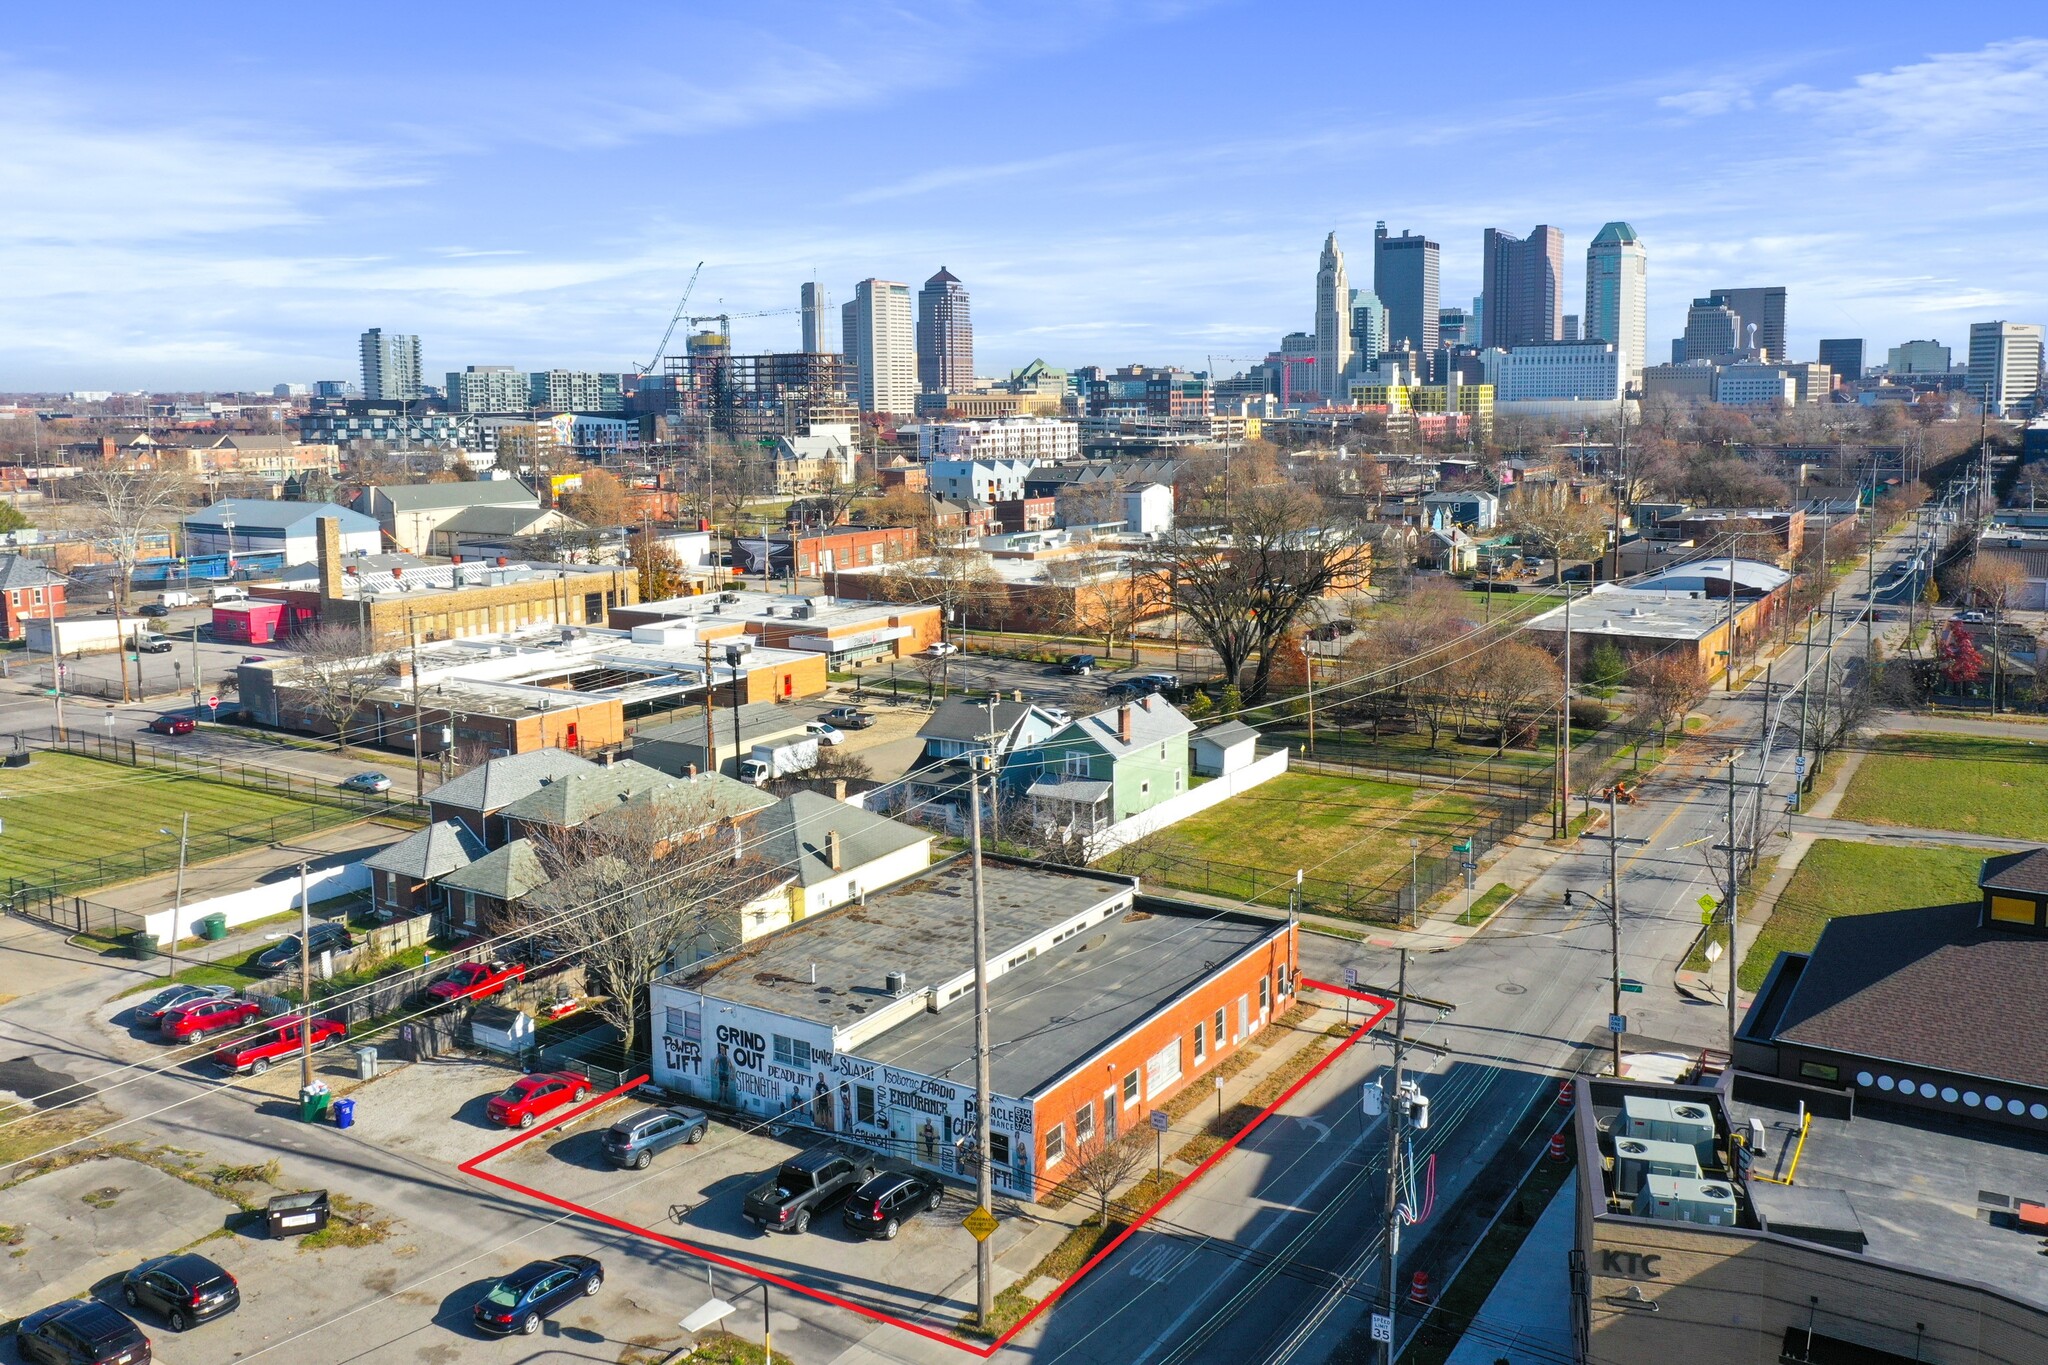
1455;883;1514;927
1833;732;2048;839
1731;840;1985;991
0;752;330;882
1124;771;1485;904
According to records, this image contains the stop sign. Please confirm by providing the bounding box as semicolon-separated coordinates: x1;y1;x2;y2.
207;695;219;707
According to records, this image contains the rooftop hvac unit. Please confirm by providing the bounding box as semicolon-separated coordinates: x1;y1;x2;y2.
1623;1096;1718;1164
1615;1137;1701;1198
885;970;907;996
1633;1174;1738;1226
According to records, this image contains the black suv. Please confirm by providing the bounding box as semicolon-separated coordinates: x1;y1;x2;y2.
15;1300;150;1365
253;922;353;975
842;1170;946;1240
120;1253;239;1331
1060;654;1098;675
601;1105;710;1169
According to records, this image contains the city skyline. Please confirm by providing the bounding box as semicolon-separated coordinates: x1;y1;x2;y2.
2;4;2047;388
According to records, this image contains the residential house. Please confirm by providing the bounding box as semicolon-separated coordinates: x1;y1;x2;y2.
427;504;589;561
428;749;599;848
633;703;822;780
435;838;548;937
0;556;65;641
366;821;487;920
1011;695;1194;838
497;760;773;845
918;697;1066;767
739;792;935;939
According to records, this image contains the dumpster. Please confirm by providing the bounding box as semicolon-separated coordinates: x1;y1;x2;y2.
199;914;229;941
128;930;158;960
332;1097;356;1130
354;1045;378;1080
298;1082;332;1123
265;1189;330;1238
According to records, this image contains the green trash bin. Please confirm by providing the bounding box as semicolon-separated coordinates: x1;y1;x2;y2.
199;914;229;941
128;930;158;960
299;1084;332;1123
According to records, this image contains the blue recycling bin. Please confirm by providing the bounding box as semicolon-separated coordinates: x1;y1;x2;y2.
332;1097;356;1130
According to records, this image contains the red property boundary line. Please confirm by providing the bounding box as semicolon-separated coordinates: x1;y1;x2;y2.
458;976;1392;1357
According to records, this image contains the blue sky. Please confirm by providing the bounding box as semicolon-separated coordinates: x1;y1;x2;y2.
5;2;2047;390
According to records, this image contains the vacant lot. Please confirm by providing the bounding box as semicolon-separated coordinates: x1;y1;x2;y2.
1737;839;1985;990
0;751;328;881
1115;771;1487;906
1833;733;2048;838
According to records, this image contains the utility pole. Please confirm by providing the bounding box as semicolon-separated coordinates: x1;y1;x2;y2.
700;640;717;774
297;860;315;1091
967;748;995;1329
1557;585;1572;837
408;611;425;802
1607;789;1623;1078
1725;754;1741;1048
1380;947;1410;1365
47;606;64;733
111;592;131;703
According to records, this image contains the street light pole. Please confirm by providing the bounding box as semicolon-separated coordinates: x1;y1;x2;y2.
297;860;314;1091
1607;789;1622;1078
968;749;995;1329
161;814;189;980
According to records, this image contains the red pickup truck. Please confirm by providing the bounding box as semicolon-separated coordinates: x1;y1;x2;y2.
214;1015;347;1075
423;960;526;1006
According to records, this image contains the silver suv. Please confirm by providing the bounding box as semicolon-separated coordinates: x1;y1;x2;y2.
600;1105;710;1169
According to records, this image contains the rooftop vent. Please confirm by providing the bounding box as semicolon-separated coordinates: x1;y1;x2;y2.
885;970;907;996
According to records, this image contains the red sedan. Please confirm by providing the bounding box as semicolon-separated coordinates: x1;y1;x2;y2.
424;960;525;1006
161;995;263;1040
486;1072;593;1130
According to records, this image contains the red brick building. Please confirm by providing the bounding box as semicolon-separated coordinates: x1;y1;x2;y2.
994;496;1058;532
0;556;65;641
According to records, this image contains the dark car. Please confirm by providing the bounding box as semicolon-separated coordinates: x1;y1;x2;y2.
134;984;235;1028
253;922;353;975
14;1300;149;1365
1060;654;1098;675
471;1255;603;1336
137;603;170;618
601;1105;709;1169
823;706;875;729
1104;678;1148;701
120;1253;239;1332
841;1170;946;1240
145;715;195;736
742;1142;876;1234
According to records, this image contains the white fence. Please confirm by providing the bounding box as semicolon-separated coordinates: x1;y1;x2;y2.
1085;746;1290;859
141;862;370;945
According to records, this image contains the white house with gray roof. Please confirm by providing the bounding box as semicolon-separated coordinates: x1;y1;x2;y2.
364;480;540;554
740;791;935;939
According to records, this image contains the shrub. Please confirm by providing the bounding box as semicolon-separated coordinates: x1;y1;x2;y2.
1569;699;1610;730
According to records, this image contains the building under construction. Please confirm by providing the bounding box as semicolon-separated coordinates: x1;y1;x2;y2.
634;333;853;449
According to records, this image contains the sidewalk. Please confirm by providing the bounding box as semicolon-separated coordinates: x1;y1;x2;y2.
1442;1173;1577;1365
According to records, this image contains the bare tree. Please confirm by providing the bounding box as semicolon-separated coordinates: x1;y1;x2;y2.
1473;640;1562;749
1501;494;1607;586
69;465;190;606
519;799;771;1057
285;625;390;752
1068;1129;1148;1228
560;468;630;527
1151;484;1370;700
1631;655;1709;747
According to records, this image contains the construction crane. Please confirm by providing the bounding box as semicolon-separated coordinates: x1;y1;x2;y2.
639;261;704;374
685;306;802;341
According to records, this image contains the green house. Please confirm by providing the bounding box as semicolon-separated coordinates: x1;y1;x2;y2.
1010;695;1193;838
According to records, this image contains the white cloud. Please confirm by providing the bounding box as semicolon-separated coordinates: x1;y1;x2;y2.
1772;38;2048;138
1656;85;1753;118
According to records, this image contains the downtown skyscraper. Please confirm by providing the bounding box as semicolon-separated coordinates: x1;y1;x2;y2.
916;268;974;393
1584;222;1647;382
1313;233;1353;399
1481;225;1564;349
842;279;916;417
359;327;422;401
1373;223;1440;358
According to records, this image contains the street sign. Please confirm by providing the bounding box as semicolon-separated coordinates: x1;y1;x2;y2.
1794;754;1806;773
1343;966;1358;988
1609;1014;1628;1035
1620;979;1644;994
1704;941;1723;963
1698;893;1719;924
207;695;219;708
1460;861;1477;871
1370;1313;1393;1343
962;1206;999;1242
1148;1109;1169;1134
1452;840;1471;854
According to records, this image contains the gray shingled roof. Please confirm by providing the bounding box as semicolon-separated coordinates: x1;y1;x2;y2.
0;555;64;591
1774;902;2048;1092
366;820;486;881
431;750;598;817
1981;848;2048;897
434;504;575;536
437;838;548;901
494;759;677;828
1026;774;1112;804
1194;721;1259;749
918;698;1049;744
1056;694;1192;758
753;790;931;888
374;482;539;513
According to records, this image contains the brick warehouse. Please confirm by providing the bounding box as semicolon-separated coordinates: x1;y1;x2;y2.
650;855;1298;1200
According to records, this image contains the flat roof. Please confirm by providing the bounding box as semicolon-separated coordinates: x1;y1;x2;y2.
1730;1094;2048;1310
668;856;1135;1032
1525;585;1740;642
864;896;1280;1098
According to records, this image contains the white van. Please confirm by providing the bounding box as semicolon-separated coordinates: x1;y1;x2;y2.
211;585;249;603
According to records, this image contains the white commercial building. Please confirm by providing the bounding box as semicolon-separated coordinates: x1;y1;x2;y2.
1584;223;1648;384
916;417;1079;464
1715;363;1798;407
446;365;530;413
843;279;916;417
1967;322;2045;416
183;499;382;565
926;457;1035;504
1483;341;1626;413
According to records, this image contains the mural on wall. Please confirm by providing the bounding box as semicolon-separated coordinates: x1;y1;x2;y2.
655;994;1037;1197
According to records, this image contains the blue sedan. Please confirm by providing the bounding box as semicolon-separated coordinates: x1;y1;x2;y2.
472;1255;603;1336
